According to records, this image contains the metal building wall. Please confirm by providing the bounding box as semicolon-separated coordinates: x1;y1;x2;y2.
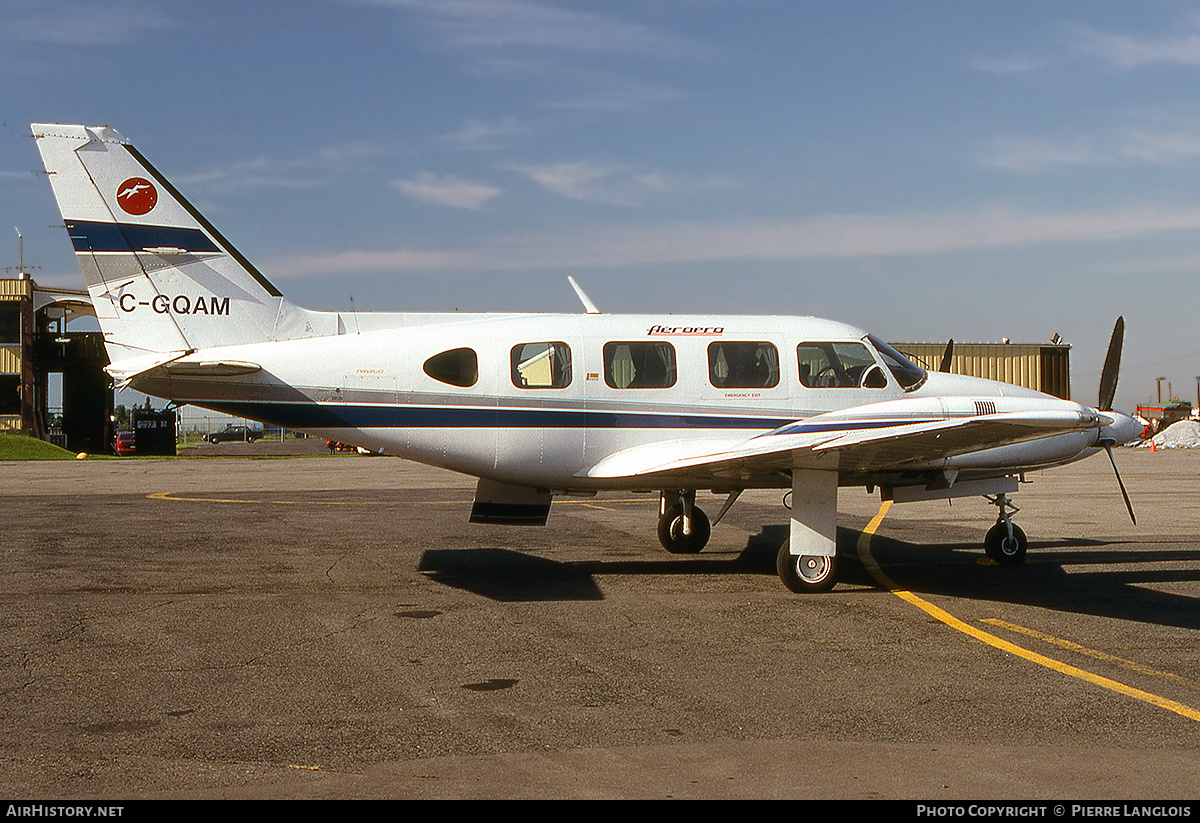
0;280;33;432
896;343;1071;400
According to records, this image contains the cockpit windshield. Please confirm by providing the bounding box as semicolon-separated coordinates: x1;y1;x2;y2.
866;335;927;391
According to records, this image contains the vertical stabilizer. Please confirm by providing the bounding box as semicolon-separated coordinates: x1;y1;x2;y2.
32;124;333;367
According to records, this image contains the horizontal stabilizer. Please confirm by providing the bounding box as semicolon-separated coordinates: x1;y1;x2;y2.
107;352;262;389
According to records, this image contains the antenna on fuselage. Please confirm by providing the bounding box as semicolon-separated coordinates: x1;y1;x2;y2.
568;277;602;314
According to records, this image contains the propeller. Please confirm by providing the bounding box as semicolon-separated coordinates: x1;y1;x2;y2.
1097;316;1135;524
939;339;954;373
1098;316;1123;412
1104;445;1136;525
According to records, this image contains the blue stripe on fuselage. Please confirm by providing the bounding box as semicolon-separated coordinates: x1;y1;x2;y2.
192;400;937;437
196;401;798;432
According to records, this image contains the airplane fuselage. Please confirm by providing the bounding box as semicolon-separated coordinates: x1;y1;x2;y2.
131;312;1112;491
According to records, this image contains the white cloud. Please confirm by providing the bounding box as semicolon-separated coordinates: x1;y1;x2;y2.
514;160;628;203
177;141;391;192
375;0;698;57
0;0;169;45
970;55;1049;75
263;203;1200;278
371;0;697;114
980;135;1106;172
1121;129;1200;164
440;118;527;151
1066;19;1200;68
510;160;688;206
394;172;501;210
982;123;1200;172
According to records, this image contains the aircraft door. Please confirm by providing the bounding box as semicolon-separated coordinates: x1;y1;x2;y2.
342;357;399;453
496;339;585;484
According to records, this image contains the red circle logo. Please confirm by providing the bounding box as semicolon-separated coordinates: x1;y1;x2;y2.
116;177;157;215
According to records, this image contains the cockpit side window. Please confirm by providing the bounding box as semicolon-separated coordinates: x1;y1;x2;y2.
708;341;779;389
604;341;676;389
866;335;927;391
797;342;885;389
511;342;571;389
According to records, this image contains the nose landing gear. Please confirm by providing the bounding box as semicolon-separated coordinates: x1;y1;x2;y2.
984;492;1027;564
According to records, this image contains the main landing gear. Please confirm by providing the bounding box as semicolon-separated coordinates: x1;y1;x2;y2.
657;490;711;554
653;485;1030;593
776;538;839;594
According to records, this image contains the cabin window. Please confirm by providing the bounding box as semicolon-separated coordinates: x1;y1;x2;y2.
423;347;478;388
797;342;885;389
708;341;779;389
511;342;571;389
603;342;676;389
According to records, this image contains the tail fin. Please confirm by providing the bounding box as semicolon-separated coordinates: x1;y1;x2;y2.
32;124;333;369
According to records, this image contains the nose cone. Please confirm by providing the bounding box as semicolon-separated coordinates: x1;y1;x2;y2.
1099;411;1142;446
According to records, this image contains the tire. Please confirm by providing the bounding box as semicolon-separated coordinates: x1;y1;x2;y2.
657;505;711;554
776;538;838;593
984;521;1027;565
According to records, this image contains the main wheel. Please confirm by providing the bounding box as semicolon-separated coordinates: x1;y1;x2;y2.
984;521;1027;565
657;505;711;554
776;538;838;593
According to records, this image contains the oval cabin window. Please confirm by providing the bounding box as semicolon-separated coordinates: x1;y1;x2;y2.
423;347;478;387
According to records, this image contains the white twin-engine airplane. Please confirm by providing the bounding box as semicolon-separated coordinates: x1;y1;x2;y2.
33;124;1143;594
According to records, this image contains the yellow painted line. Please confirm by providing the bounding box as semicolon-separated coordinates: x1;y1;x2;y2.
147;492;403;506
147;492;653;507
982;618;1200;691
856;501;1200;725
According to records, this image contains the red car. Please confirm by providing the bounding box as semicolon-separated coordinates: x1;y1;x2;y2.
114;431;135;456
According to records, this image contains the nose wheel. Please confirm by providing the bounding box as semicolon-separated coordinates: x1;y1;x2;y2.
985;521;1027;564
984;492;1027;564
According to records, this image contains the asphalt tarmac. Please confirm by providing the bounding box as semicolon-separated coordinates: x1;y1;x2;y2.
3;445;1199;799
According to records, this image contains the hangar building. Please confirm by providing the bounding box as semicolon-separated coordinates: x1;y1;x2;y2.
897;341;1071;400
0;274;111;452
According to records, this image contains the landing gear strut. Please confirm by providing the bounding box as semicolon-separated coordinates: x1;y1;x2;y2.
657;490;711;554
984;492;1027;564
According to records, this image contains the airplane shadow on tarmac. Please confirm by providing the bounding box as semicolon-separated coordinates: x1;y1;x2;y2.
861;529;1200;631
418;524;1200;631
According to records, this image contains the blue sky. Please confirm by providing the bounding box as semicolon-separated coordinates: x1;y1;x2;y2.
5;1;1200;412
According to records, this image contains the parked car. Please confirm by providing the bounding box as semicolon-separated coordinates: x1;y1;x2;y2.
114;431;136;456
204;425;265;443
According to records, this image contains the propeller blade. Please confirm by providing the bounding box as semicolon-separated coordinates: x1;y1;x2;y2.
939;339;954;373
1098;316;1124;411
1104;444;1136;525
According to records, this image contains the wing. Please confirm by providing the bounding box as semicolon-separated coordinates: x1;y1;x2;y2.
583;399;1100;483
